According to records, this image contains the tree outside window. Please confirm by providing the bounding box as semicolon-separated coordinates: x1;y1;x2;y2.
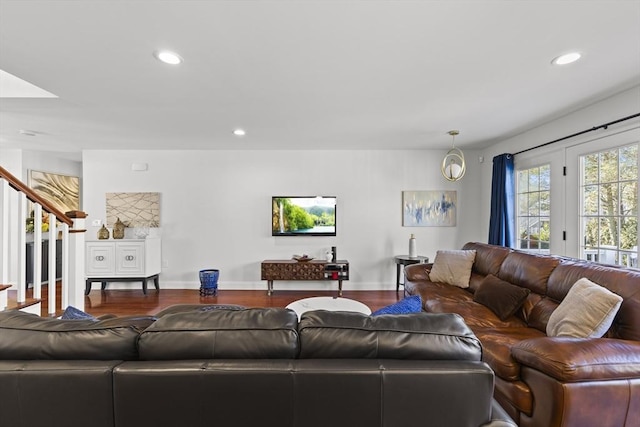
581;143;638;266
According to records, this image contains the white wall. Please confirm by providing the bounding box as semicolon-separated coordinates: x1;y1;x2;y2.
82;148;484;291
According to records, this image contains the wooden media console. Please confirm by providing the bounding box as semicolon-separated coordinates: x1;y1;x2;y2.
261;259;349;296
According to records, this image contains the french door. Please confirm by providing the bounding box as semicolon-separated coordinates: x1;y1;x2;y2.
565;126;639;264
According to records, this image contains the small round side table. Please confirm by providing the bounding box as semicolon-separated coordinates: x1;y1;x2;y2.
394;255;429;292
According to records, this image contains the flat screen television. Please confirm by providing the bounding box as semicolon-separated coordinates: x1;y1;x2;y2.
272;196;336;236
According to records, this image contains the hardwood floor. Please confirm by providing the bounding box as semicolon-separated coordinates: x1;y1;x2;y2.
82;289;404;317
15;282;404;317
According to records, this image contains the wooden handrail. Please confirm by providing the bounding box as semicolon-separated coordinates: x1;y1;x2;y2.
0;165;74;226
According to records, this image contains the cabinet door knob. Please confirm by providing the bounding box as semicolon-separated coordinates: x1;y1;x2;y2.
125;255;135;261
96;255;104;261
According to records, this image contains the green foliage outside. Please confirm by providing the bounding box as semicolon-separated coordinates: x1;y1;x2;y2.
272;198;335;232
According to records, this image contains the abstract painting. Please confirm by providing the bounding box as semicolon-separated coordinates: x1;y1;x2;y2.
106;192;160;227
402;190;457;227
29;170;80;213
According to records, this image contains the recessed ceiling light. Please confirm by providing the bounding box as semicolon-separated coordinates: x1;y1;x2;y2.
233;129;246;137
153;50;183;65
551;52;581;66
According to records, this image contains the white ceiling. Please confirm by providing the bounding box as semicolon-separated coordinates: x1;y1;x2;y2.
1;0;639;157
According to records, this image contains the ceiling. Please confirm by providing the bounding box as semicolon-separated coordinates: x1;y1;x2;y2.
1;0;639;158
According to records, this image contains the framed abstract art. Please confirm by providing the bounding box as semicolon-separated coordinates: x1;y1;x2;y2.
402;190;457;227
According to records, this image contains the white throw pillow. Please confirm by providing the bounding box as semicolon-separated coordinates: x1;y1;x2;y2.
546;277;623;338
428;250;476;288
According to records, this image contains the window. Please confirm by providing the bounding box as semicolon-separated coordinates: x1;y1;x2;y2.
580;143;638;267
517;164;551;253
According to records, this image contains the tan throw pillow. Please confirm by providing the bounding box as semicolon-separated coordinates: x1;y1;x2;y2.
428;250;476;288
546;277;623;338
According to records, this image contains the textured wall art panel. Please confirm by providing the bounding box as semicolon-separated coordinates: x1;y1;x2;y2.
29;170;80;213
106;192;160;227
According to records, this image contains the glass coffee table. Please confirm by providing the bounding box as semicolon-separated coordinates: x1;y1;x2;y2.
285;296;371;319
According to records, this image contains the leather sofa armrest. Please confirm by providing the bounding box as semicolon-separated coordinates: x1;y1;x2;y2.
512;337;640;382
404;263;433;281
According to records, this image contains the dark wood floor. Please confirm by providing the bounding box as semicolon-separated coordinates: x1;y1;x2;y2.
28;285;404;317
83;289;404;317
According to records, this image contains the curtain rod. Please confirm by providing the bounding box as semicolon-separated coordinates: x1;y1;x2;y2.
513;112;640;156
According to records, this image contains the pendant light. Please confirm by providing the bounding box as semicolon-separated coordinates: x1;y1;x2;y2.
441;130;466;181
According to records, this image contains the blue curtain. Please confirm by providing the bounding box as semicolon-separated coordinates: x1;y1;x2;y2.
488;154;515;247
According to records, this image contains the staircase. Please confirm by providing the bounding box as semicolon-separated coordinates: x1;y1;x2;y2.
0;165;86;315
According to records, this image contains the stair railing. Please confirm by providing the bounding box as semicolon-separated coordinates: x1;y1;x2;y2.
0;165;86;314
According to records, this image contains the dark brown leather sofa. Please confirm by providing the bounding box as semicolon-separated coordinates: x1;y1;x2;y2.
0;307;515;427
404;242;640;427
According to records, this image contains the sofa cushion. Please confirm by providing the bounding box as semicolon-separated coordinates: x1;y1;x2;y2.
371;295;422;316
498;250;560;295
473;275;531;321
0;310;153;360
428;250;476;288
410;280;475;304
154;303;245;317
426;298;528;330
462;242;512;277
298;311;482;360
547;278;623;338
474;327;546;381
138;307;299;360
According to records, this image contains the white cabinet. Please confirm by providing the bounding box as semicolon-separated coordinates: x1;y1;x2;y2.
85;237;161;294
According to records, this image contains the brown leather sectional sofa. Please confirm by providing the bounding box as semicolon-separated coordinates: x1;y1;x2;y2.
0;307;515;427
404;241;640;427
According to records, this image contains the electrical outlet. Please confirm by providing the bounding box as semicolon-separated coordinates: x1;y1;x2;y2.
92;219;102;226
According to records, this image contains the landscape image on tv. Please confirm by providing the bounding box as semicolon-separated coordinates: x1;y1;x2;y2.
272;196;336;236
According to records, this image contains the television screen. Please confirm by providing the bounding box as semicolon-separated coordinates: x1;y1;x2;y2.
272;196;336;236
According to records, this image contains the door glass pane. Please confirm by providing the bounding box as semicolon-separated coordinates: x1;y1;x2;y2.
583;185;598;215
621;181;637;215
519;170;529;193
599;183;619;216
583;217;599;248
540;191;550;216
620;144;638;181
528;167;540;192
599;150;619;183
518;194;528;216
528;192;540;216
583;153;599;184
540;218;550;249
598;217;618;246
540;165;551;190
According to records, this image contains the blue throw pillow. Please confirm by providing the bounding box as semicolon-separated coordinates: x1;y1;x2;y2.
61;306;97;320
371;295;422;316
